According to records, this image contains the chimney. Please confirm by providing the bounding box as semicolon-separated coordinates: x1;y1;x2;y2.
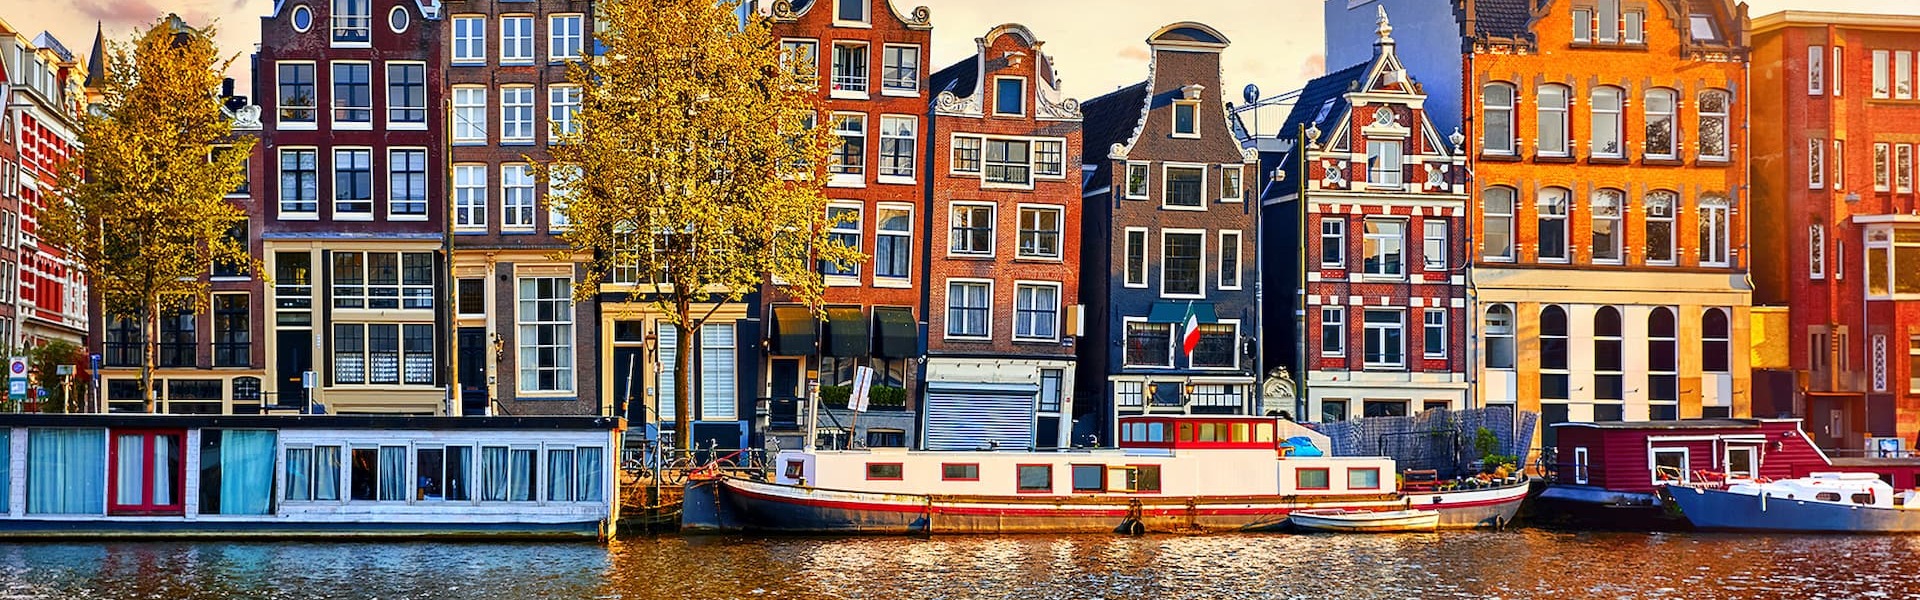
222;77;235;99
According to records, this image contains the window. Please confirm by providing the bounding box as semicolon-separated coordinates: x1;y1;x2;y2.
864;463;903;481
1535;84;1569;157
276;62;316;124
385;62;425;125
452;16;486;64
1362;218;1404;277
1162;232;1204;297
454;164;486;229
500;86;535;143
951;135;981;174
158;308;196;368
502;165;535;230
1321;217;1346;267
1645;88;1677;159
1910;335;1920;391
878;116;916;180
1017;206;1062;259
946;281;991;339
1422;220;1447;270
387;148;427;217
1703;308;1730;373
549;85;580;138
517;277;574;393
1626;10;1645;43
1875;50;1892;99
984;139;1031;185
1164;166;1204;207
1573;8;1592;42
105;317;140;367
1348;468;1381;490
1699;90;1730;160
349;446;408;502
1640;190;1677;264
283;445;342;502
279;148;318;215
1423;309;1445;359
453;86;487;143
331;0;371;43
874;206;911;281
1219;231;1243;289
1035;140;1066;178
1809;136;1826;189
1699;194;1731;266
1485;305;1515;369
331;62;371;124
941;463;979;481
457;279;484;316
949;204;994;256
1483;187;1515;260
830;113;865;178
1902;51;1917;100
1649;307;1679;402
333;148;372;215
1594;307;1624;400
824;205;861;277
1014;283;1059;341
1321;306;1345;357
1124;321;1173;367
330;251;435;310
1651;448;1688;485
499;16;534;64
1537;188;1569;261
881;45;919;93
1040;369;1064;413
1017;465;1051;493
1809;45;1826;95
1573;447;1590;484
1483;83;1515;154
1880;142;1894;191
110;430;185;514
1591;86;1623;158
1071;464;1104;493
214;295;250;367
1192;323;1238;369
1366;141;1402;187
831;42;869;96
1591;189;1623;263
1296;468;1330;490
1901;145;1915;193
1125;163;1150;199
1540;306;1569;399
1363;310;1404;369
1172;101;1198;137
1835;139;1846;191
835;0;868;22
986;77;1027;116
781;39;819;82
1124;229;1148;287
1809;223;1828;279
549;14;583;61
700;324;738;421
480;447;536;502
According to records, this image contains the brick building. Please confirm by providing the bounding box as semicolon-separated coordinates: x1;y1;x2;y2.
921;24;1082;450
1750;11;1920;451
443;0;600;417
1269;9;1470;423
254;0;450;414
0;23;88;360
1079;23;1260;443
758;0;932;449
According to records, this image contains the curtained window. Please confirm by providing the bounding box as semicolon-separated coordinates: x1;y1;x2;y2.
29;428;106;514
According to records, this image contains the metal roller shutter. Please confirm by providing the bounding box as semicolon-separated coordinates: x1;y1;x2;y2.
922;383;1038;451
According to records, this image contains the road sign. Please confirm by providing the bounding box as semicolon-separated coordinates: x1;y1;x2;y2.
8;379;25;400
8;357;25;377
302;370;318;389
56;365;73;376
848;366;874;412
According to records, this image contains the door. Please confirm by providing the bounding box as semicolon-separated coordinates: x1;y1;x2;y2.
457;327;488;414
109;429;186;516
276;329;312;408
612;346;646;423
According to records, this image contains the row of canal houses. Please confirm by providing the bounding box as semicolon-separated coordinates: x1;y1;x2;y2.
31;0;1920;458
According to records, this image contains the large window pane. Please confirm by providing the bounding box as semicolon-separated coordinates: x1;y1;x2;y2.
29;428;106;514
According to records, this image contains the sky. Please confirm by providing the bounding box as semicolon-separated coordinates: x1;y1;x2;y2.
20;0;1920;104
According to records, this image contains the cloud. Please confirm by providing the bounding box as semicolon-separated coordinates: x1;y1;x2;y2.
1299;52;1326;80
73;0;169;27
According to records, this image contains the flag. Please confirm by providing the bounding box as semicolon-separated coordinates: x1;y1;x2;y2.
1181;301;1202;358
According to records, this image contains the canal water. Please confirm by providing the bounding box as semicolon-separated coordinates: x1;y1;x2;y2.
2;530;1917;599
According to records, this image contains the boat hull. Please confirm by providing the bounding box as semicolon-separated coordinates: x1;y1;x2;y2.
1289;510;1439;533
1665;485;1920;533
0;517;611;540
716;477;1527;534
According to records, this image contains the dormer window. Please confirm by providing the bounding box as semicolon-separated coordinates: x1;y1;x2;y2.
331;0;371;44
994;77;1026;116
835;0;868;24
1172;102;1198;138
1689;14;1720;43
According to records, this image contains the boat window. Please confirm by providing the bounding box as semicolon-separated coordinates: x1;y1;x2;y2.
199;430;277;515
548;448;578;501
284;445;342;502
1852;492;1875;505
1148;423;1166;442
1231;423;1250;443
576;447;604;503
350;446;408;502
1651;448;1688;485
446;446;473;501
480;446;536;502
1725;446;1756;480
1135;465;1162;492
417;448;445;500
27;428;106;515
1348;467;1381;490
1199;422;1218;442
1574;447;1590;484
1178;423;1194;442
865;463;904;480
1072;464;1105;492
1816;492;1842;502
110;430;186;515
1126;422;1147;442
1255;422;1274;443
1297;467;1331;490
941;463;979;481
784;460;805;480
1017;464;1052;493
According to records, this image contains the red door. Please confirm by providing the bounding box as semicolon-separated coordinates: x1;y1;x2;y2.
108;429;186;516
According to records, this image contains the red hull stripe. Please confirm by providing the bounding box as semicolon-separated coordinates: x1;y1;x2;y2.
727;484;1526;518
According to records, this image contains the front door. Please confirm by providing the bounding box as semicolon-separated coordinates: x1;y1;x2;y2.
458;327;488;415
276;329;312;409
612;346;646;423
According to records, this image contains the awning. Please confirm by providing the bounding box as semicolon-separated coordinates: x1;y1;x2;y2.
872;307;918;358
768;305;817;356
822;307;870;357
1146;301;1218;324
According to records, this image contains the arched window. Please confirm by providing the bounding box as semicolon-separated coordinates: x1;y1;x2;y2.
1538;187;1571;261
1537;83;1569;157
1592;189;1624;263
1485;305;1515;369
1594;307;1624;400
1644;88;1677;159
1483;82;1516;155
1591;86;1624;158
1699;193;1731;266
1649;307;1679;405
1698;89;1731;160
1540;305;1569;399
1483;187;1516;260
1703;308;1730;373
1645;191;1677;264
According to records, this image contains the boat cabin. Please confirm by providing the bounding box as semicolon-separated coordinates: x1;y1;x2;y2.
1116;415;1296;450
0;414;621;539
1725;472;1910;509
1551;419;1830;496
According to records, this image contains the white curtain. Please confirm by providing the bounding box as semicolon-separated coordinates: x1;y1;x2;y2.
482;446;509;501
575;447;603;503
378;446;405;501
29;428;105;514
313;446;341;501
114;434;144;506
546;449;575;502
220;431;277;515
153;435;178;506
285;447;312;501
509;449;534;502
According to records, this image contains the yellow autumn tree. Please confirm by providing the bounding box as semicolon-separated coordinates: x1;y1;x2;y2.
44;16;255;413
541;0;857;446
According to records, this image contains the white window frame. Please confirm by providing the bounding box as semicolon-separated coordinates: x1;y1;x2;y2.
993;76;1027;117
1596;0;1620;43
1809;45;1825;96
1321;306;1346;358
278;146;320;219
386;146;429;221
500;85;536;144
872;202;913;285
944;278;994;341
1321;217;1347;268
781;38;820;84
383;61;428;129
501;164;536;231
1361;217;1406;279
1122;318;1175;368
1482;186;1516;262
1220;164;1243;202
548;166;577;232
949;134;982;175
1159;229;1207;299
453;164;487;230
880;43;920;96
1810;137;1826;189
548;14;584;63
1901;51;1916;100
1362;309;1406;370
1874;50;1892;99
948;202;996;258
331;146;374;220
1835;46;1845;96
1124;227;1149;288
829;112;866;187
1590;86;1624;159
1171;100;1200;138
1591;189;1624;265
452;15;486;65
823;202;862;284
517;276;575;394
1650;447;1690;485
877;114;917;184
1422;219;1447;271
1537;83;1570;157
1835;139;1846;191
1700;196;1731;267
1624;10;1644;44
1901;144;1915;193
1725;446;1757;481
1012;281;1062;342
330;0;372;47
499;15;536;66
453;86;488;144
330;60;373;129
1572;9;1591;43
549;85;580;139
833;0;870;25
1878;142;1893;192
1698;89;1731;161
1423;308;1446;359
1573;447;1590;484
1016;204;1063;260
1644;88;1678;160
1482;82;1516;155
1124;162;1151;199
1217;230;1243;290
1190;319;1242;371
1034;139;1067;179
1161;163;1208;211
275;60;319;130
1537;187;1571;263
830;41;870;100
1365;140;1403;189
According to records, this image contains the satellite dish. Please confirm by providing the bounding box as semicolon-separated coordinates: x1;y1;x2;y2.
1243;83;1261;104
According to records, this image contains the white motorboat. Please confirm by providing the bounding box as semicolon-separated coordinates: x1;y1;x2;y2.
1288;508;1441;533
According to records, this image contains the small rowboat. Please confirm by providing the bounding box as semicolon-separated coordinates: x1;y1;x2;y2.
1289;508;1440;533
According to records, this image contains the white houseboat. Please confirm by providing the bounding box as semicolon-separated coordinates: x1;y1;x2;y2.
695;415;1528;534
0;414;620;539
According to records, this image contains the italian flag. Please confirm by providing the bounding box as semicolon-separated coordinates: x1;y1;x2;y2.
1181;302;1202;358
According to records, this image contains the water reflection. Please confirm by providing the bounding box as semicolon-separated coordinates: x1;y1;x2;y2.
0;531;1917;599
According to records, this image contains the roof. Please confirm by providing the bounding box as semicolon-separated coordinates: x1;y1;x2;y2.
1827;457;1920;467
1264;60;1371;194
927;55;977;100
1551;419;1784;430
84;22;105;88
1469;0;1535;40
1077;81;1149;191
1751;10;1920;34
29;31;72;61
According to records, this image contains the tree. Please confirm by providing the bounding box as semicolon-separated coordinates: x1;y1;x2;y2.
29;340;89;413
43;17;255;413
542;0;857;448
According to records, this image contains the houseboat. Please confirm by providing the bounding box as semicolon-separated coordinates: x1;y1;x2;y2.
688;415;1528;534
1666;472;1920;532
0;414;620;539
1537;418;1920;528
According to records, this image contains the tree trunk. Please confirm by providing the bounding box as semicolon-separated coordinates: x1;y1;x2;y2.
141;299;157;414
673;295;693;450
